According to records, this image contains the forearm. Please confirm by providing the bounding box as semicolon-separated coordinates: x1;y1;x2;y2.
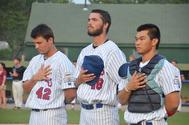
64;96;76;104
165;91;180;116
23;75;38;93
64;88;77;104
2;76;6;85
118;87;131;105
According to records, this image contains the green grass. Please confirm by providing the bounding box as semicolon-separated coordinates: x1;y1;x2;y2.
67;109;80;124
0;109;189;125
168;112;189;125
181;83;189;103
181;83;189;97
0;109;30;123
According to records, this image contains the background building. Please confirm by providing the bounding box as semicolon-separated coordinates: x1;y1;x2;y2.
24;3;189;72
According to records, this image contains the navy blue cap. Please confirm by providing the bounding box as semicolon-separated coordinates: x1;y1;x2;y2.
82;55;104;86
118;63;129;79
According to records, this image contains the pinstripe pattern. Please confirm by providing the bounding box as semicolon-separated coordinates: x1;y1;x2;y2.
120;59;181;124
76;40;126;105
128;119;168;125
29;107;67;125
23;51;75;125
80;105;119;125
75;40;126;125
23;51;75;109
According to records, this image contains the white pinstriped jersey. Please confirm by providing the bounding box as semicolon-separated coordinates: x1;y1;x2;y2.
119;59;181;124
75;40;126;106
23;51;75;109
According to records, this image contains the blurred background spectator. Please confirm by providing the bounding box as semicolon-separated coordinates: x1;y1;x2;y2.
9;57;25;109
0;62;7;108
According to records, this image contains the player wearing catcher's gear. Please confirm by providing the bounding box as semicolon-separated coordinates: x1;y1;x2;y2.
118;24;181;125
74;9;126;125
22;24;76;125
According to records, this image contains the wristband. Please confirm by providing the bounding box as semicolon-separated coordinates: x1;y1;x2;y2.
74;78;81;88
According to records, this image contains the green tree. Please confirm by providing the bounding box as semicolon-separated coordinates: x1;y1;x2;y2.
0;0;29;58
0;0;188;59
90;0;189;3
0;0;68;59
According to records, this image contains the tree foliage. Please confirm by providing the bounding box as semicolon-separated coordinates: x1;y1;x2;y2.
0;0;29;58
90;0;189;3
0;0;68;59
0;0;188;59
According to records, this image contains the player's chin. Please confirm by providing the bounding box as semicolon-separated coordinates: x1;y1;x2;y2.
38;50;45;54
136;49;141;53
88;30;94;34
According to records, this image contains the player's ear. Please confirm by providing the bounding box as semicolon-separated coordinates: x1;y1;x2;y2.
47;37;54;44
104;22;109;32
152;38;158;48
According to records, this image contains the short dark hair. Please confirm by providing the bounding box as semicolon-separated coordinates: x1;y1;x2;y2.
0;62;6;69
137;23;160;49
31;24;54;42
171;59;178;64
91;9;111;33
14;57;21;62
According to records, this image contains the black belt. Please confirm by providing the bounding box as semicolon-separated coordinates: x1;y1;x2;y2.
130;121;152;125
32;109;48;112
130;122;142;125
31;107;63;112
81;103;103;110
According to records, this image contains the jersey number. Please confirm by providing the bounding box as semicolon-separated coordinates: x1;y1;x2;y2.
36;87;51;100
91;78;104;90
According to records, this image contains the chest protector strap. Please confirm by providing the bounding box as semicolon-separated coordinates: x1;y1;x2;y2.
127;55;165;113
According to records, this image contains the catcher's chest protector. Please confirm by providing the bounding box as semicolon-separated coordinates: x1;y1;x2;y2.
127;55;165;113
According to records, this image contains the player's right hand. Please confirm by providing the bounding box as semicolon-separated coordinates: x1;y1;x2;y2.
76;68;96;85
32;64;52;81
126;71;147;91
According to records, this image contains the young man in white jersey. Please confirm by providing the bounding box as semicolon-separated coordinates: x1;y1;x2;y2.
74;9;126;125
22;24;76;125
118;24;181;125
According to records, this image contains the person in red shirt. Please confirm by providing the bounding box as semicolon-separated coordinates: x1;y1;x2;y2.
0;62;7;108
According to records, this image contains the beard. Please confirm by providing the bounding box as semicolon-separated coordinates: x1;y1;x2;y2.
88;27;103;37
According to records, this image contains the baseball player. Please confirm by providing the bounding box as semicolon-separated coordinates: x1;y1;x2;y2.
74;9;126;125
118;24;181;125
22;24;76;125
